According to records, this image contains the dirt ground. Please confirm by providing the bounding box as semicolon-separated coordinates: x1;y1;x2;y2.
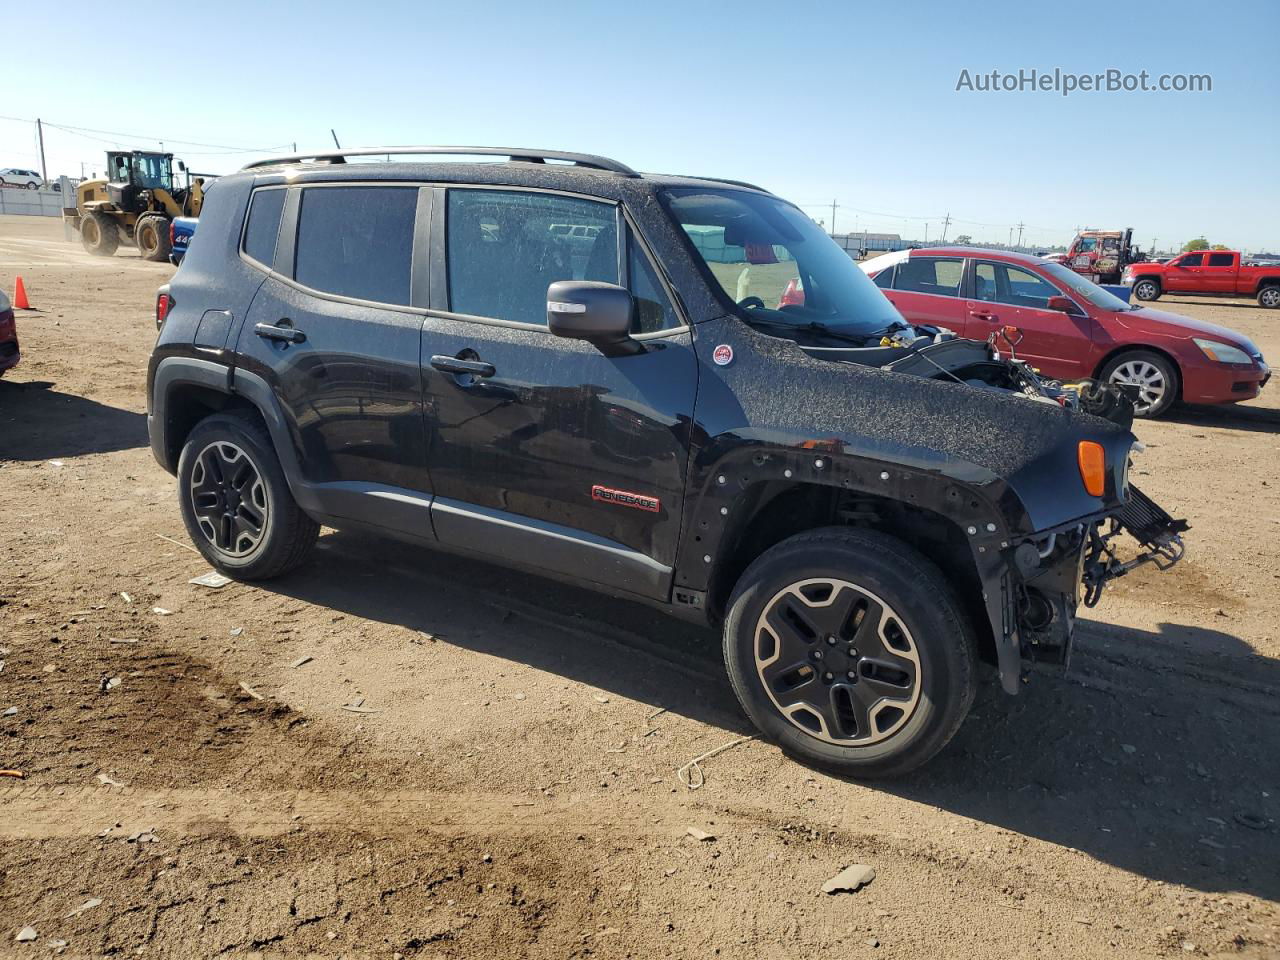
1;213;1277;959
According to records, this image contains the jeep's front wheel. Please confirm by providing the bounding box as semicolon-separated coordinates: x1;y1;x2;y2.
723;527;976;779
177;412;319;580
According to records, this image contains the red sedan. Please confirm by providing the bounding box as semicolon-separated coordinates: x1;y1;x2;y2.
858;247;1270;417
0;288;20;378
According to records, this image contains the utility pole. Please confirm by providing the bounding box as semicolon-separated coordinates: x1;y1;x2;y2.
924;223;929;243
1008;227;1013;248
830;199;839;237
1015;221;1025;249
36;118;47;184
292;142;297;153
940;212;952;243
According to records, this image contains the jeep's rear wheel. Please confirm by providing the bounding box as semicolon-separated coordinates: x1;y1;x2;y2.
177;412;319;580
1132;279;1160;301
80;211;119;256
135;215;172;262
723;527;977;778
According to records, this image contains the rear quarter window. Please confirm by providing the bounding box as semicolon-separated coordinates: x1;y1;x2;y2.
242;188;286;268
294;186;417;306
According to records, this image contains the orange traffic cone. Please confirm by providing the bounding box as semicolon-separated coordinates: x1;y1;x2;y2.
13;276;31;310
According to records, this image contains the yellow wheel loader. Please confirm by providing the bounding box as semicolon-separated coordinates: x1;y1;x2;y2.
66;151;209;261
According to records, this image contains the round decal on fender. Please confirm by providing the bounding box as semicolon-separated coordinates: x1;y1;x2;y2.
713;344;734;366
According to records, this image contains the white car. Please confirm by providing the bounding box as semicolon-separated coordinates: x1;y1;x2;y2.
0;168;43;189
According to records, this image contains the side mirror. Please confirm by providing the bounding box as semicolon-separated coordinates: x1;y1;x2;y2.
1046;295;1077;313
547;281;640;356
177;160;186;172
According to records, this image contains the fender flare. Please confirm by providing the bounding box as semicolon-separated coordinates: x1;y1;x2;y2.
678;445;1032;694
148;356;319;514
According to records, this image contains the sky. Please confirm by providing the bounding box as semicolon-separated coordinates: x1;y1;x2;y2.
2;0;1277;253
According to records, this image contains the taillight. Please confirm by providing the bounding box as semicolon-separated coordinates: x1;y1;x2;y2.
1077;441;1106;497
169;221;176;245
156;293;173;330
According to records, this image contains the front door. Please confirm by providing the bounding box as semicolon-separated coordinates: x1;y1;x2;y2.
235;184;431;523
421;187;697;601
1164;252;1204;292
969;260;1094;377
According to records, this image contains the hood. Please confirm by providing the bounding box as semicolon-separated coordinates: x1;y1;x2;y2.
694;317;1134;534
1120;307;1261;355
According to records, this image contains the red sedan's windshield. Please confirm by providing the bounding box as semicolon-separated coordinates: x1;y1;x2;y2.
1040;261;1134;311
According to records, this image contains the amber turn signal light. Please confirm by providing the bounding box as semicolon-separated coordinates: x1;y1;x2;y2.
1077;441;1106;497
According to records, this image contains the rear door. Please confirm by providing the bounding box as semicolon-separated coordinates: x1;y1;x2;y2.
420;186;697;601
970;259;1094;377
879;255;968;330
1164;252;1204;291
235;182;432;525
1201;251;1237;293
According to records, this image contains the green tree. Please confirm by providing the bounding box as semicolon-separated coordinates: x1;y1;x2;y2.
955;234;973;245
1210;243;1229;251
1183;237;1209;252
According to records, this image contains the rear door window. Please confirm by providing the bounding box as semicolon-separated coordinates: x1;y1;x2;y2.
242;188;286;268
894;257;964;297
1207;252;1234;267
446;189;618;326
294;186;417;305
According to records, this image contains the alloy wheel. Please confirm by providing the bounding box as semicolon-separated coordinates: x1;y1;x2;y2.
188;441;270;557
1108;359;1167;414
1261;288;1280;308
1134;281;1158;300
754;578;921;745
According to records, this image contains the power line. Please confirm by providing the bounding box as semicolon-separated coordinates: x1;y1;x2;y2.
0;113;290;154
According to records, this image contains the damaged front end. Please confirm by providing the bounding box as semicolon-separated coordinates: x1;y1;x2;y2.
982;485;1187;693
872;325;1139;427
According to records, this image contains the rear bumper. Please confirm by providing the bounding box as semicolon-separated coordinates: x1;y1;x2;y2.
0;339;19;375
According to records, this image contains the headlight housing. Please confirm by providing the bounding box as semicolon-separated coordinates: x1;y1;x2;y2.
1193;338;1253;365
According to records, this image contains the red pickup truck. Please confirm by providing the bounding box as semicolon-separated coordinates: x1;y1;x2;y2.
1124;251;1280;309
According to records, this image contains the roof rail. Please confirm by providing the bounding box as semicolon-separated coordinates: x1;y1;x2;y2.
241;146;640;177
669;174;771;193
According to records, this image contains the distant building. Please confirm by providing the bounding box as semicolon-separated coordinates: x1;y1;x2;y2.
831;232;903;255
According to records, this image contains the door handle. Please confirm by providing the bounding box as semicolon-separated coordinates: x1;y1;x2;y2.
254;321;306;344
430;355;496;378
969;309;998;322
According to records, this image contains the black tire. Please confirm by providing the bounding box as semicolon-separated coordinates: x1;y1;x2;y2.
1131;278;1161;301
723;527;977;779
1099;349;1179;418
80;211;119;256
1257;285;1280;309
26;181;39;190
177;411;319;580
135;215;172;262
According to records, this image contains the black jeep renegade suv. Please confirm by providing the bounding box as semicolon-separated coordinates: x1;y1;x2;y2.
147;147;1184;777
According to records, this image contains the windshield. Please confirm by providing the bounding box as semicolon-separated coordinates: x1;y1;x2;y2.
663;187;904;337
1039;261;1134;311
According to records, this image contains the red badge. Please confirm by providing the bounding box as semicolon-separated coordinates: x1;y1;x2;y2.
712;344;734;366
